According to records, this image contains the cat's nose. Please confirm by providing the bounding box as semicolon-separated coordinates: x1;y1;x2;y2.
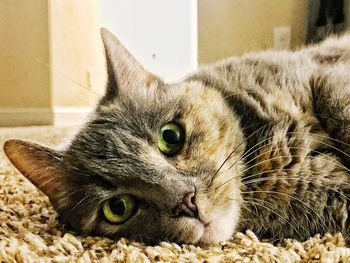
173;192;198;218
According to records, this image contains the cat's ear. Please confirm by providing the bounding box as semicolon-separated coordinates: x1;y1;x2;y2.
100;28;161;100
3;139;67;203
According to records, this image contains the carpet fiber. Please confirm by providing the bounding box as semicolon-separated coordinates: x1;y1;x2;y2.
0;126;349;262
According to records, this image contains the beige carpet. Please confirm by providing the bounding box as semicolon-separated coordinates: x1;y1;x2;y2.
1;126;350;262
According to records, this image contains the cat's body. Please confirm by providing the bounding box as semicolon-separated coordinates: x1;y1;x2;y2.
190;38;350;242
4;29;350;245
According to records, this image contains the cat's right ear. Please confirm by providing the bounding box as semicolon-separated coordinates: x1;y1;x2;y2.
3;139;68;204
100;28;161;101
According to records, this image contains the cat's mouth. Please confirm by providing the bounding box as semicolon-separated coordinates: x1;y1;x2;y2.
198;217;210;228
184;217;230;245
172;208;235;245
195;218;234;245
185;197;241;245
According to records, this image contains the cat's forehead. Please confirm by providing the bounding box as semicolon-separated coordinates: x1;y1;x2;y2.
92;81;208;126
65;80;223;160
95;93;185;129
67;87;186;152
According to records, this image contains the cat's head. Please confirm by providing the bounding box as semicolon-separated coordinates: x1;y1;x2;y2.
3;29;245;244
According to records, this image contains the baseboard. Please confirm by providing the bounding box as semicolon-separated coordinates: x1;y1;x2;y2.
0;108;54;127
0;107;93;127
54;107;93;127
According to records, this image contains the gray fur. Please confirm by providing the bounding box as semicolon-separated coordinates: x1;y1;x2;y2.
4;29;350;244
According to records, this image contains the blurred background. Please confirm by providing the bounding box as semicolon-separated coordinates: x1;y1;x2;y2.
0;0;349;127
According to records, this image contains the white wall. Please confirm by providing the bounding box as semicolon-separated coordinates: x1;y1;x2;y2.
98;0;197;81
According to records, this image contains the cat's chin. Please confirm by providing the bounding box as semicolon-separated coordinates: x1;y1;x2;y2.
197;205;240;245
198;220;235;245
175;200;240;245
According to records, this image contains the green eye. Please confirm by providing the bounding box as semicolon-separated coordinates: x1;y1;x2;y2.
158;121;185;156
102;195;135;224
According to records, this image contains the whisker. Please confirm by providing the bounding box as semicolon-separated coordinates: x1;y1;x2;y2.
214;146;349;192
242;199;304;240
286;131;350;148
313;112;348;132
36;59;102;97
240;190;331;234
241;196;300;232
55;188;86;211
242;176;350;202
220;130;349;188
243;172;350;187
241;151;349;177
242;179;350;234
242;174;350;233
245;197;310;236
61;192;96;222
242;150;350;182
210;133;278;187
241;134;343;173
223;91;262;100
241;134;277;159
209;121;272;187
213;132;308;191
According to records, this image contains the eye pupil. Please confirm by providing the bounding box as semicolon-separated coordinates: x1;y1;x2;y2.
109;199;126;215
158;121;185;155
103;195;135;224
162;129;179;144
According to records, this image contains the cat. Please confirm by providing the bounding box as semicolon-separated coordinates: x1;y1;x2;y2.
3;28;350;245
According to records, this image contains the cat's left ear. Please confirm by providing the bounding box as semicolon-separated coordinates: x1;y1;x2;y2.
100;28;161;101
3;139;68;204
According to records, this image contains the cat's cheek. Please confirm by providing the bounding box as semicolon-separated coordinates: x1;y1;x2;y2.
60;207;100;235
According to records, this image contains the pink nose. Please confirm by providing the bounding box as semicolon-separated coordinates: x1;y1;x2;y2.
173;192;198;218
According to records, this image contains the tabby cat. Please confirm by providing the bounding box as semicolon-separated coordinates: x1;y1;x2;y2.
3;29;350;245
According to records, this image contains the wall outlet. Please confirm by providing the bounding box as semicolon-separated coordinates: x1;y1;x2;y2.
273;26;291;50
